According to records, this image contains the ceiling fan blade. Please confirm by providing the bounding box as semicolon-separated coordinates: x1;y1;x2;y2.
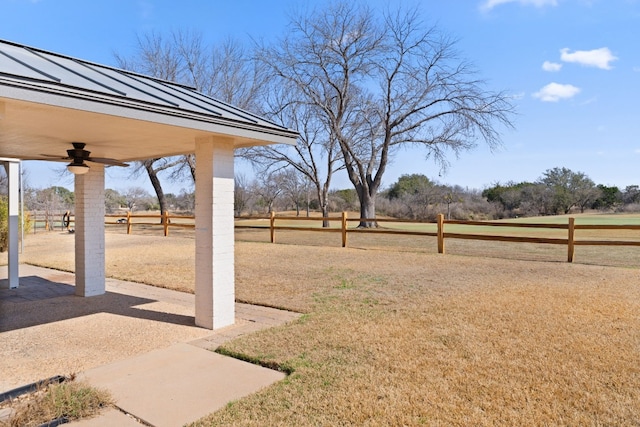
20;155;70;162
86;157;129;167
41;154;66;158
39;154;72;160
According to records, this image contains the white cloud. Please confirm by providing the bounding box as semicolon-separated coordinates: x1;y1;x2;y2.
633;66;640;73
533;82;581;102
480;0;558;11
560;47;618;70
542;61;562;72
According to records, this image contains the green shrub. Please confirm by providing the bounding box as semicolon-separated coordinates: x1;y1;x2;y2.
0;196;32;253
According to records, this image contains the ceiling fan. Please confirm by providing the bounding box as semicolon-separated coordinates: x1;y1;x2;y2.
42;142;129;175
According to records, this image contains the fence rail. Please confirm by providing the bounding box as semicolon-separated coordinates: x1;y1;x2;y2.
29;211;69;232
47;211;640;263
236;212;640;263
105;212;195;236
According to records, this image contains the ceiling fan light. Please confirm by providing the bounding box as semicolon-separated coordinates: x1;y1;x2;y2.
67;162;90;175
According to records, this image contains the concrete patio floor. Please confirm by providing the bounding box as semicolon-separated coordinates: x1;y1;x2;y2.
0;264;301;426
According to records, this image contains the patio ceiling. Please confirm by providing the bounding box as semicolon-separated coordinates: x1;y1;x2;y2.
0;39;298;163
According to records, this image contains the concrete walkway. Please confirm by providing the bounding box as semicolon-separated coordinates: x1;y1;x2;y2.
75;343;285;427
0;265;301;426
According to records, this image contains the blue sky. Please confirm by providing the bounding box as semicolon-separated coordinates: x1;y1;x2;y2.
1;0;639;194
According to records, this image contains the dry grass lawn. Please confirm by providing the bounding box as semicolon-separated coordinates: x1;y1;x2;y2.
0;380;111;427
9;224;640;425
196;247;640;426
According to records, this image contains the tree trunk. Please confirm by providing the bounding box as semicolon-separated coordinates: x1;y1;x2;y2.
321;204;330;228
358;191;377;228
185;154;196;183
316;181;331;228
144;161;168;222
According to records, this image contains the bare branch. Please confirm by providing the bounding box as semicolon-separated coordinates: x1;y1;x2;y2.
260;1;515;226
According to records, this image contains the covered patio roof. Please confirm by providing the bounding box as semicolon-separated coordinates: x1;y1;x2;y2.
0;38;298;330
0;38;297;162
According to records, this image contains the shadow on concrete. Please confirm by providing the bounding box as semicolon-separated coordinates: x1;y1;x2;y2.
0;275;195;332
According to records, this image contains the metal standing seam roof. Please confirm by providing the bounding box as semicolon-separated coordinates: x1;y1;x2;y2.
0;38;297;162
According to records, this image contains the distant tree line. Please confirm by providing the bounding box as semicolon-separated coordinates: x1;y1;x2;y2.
378;174;489;221
481;167;639;219
6;165;637;224
18;185;195;216
235;166;640;221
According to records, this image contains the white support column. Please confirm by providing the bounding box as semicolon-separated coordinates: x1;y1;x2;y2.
194;137;235;329
74;163;105;297
2;161;19;289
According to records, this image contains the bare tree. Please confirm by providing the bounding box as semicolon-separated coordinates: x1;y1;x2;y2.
168;34;269;187
234;173;253;216
259;2;514;227
175;189;195;213
116;31;269;198
105;188;126;214
126;157;185;219
115;31;183;81
275;168;308;216
443;187;465;220
168;154;196;184
115;33;187;214
242;84;344;226
253;172;284;214
123;187;153;213
202;37;268;112
623;185;640;205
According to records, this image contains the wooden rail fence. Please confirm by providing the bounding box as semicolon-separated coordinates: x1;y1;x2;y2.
47;211;195;236
28;211;68;232
105;212;195;236
54;211;640;263
236;212;640;263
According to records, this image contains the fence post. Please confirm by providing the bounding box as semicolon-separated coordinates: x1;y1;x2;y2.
163;211;169;237
342;211;348;248
437;214;445;254
127;211;132;235
270;211;276;243
567;217;575;263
